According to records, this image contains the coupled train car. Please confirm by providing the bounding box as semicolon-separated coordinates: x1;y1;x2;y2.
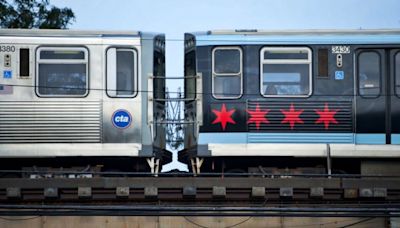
181;29;400;175
0;29;166;174
2;29;400;176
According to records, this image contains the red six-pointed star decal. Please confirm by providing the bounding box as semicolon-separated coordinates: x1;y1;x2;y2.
212;104;236;131
247;103;270;130
280;103;304;130
315;103;339;129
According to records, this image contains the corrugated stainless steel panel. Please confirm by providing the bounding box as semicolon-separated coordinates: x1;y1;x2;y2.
0;101;101;143
247;101;353;132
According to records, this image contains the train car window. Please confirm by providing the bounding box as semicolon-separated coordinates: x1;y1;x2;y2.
358;51;381;97
40;50;85;59
154;48;165;100
214;49;241;73
395;52;400;96
212;47;242;99
318;48;329;78
264;51;308;60
185;50;196;100
19;48;30;77
106;48;137;98
260;47;312;97
36;47;88;96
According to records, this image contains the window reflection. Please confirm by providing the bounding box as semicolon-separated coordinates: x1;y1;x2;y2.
116;51;135;96
38;64;86;95
261;48;311;96
212;47;242;98
358;52;380;97
214;76;241;97
214;49;241;74
106;48;137;98
37;48;88;96
396;52;400;96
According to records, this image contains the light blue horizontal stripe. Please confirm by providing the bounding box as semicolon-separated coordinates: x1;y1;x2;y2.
355;134;386;145
248;133;354;143
199;133;247;144
392;134;400;145
199;133;355;144
196;34;400;46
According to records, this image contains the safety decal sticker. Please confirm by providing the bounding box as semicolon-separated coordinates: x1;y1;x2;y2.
3;70;12;79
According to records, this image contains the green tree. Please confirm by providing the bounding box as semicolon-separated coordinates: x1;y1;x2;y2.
0;0;75;29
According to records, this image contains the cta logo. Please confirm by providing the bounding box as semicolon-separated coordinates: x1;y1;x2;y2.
112;109;132;129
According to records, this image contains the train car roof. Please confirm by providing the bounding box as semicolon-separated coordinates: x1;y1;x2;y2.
0;29;143;37
187;29;400;46
208;29;400;35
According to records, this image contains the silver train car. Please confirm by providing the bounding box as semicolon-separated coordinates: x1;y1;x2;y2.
0;29;166;174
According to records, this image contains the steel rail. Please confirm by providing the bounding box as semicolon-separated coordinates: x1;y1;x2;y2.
0;205;400;217
1;170;400;178
1;204;400;212
0;210;395;217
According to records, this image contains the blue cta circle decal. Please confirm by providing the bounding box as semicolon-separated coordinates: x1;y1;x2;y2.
112;109;132;129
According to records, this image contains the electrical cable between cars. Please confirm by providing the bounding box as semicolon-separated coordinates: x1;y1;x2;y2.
0;83;397;97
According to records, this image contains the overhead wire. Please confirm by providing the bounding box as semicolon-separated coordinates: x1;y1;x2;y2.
0;216;41;221
182;216;379;228
1;82;395;97
184;216;253;228
338;217;376;228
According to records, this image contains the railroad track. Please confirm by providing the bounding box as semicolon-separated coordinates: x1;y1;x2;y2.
1;204;400;217
1;174;400;204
